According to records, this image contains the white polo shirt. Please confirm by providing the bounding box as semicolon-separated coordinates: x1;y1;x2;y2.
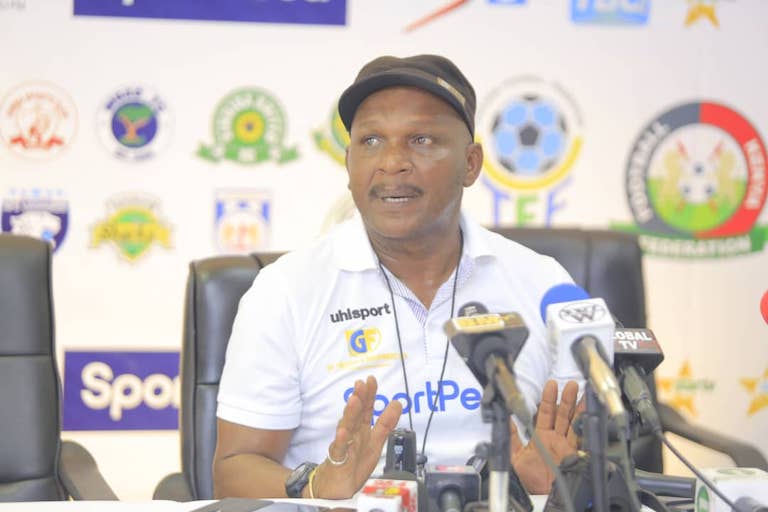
217;213;575;469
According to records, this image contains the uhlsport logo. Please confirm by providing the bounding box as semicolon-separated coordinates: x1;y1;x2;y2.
97;85;171;161
62;350;180;430
198;87;298;166
90;193;172;262
479;77;583;226
0;82;77;159
614;101;768;258
571;0;650;25
1;188;69;252
558;301;607;323
313;103;357;232
347;328;382;356
740;368;768;416
657;361;715;417
214;189;271;254
344;380;483;419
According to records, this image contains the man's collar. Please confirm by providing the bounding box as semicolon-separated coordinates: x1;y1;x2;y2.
331;212;495;272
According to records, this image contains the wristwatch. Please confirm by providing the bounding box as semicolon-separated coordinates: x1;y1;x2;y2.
285;461;318;498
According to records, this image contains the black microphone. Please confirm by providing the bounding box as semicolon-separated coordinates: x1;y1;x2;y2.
444;302;532;428
424;464;481;512
384;428;418;475
612;328;664;433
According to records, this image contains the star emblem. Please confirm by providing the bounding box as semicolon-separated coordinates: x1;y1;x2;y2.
740;368;768;416
685;0;719;27
658;361;715;417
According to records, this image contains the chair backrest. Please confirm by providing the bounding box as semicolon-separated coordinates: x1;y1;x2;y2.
0;234;65;501
178;228;659;499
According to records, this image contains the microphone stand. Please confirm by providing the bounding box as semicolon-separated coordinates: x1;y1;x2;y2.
470;356;529;512
583;384;610;512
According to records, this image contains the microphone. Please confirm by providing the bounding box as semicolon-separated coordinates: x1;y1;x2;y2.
424;464;481;512
444;302;532;427
695;467;768;512
612;328;664;433
361;476;417;512
540;284;627;430
384;428;418;475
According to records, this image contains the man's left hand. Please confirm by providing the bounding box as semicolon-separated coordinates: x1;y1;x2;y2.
509;380;584;494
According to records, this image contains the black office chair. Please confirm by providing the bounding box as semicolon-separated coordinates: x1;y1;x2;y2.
0;234;117;502
154;228;767;501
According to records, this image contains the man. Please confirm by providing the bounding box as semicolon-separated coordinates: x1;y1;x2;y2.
214;54;583;500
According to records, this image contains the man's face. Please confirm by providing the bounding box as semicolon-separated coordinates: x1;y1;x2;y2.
345;86;482;242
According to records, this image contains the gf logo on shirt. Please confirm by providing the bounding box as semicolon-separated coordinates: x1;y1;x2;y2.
346;328;381;355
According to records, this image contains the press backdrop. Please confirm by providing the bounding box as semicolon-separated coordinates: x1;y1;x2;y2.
1;0;766;500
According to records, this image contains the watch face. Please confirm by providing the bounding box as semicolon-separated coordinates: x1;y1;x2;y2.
285;462;317;498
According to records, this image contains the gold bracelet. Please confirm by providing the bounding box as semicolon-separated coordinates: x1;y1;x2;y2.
307;467;318;499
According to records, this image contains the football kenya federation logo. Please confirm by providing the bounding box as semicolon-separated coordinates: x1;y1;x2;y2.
614;101;768;258
198;87;298;166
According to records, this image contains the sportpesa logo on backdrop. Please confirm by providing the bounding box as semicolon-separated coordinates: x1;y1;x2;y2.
478;77;583;226
571;0;650;25
198;87;298;166
90;193;172;262
73;0;347;26
63;350;180;431
214;189;271;254
0;82;77;160
97;85;171;162
1;188;69;252
614;101;768;258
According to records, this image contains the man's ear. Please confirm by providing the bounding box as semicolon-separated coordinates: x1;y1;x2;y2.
463;142;484;187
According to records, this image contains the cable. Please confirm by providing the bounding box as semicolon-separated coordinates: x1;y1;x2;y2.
617;426;643;512
658;432;740;511
528;428;577;512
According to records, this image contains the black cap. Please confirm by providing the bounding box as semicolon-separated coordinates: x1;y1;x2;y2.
338;54;476;137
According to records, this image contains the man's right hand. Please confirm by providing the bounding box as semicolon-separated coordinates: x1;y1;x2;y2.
310;375;403;499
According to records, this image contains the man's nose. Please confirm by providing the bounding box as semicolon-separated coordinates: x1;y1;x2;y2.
377;143;413;174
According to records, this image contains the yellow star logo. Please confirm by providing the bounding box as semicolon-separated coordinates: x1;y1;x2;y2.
685;0;719;27
740;368;768;416
658;361;715;417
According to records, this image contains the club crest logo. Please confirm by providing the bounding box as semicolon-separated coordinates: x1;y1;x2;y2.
214;189;271;253
90;193;172;262
0;82;77;159
198;87;298;166
97;85;171;161
614;101;768;258
1;188;69;252
478;77;582;226
313;103;357;232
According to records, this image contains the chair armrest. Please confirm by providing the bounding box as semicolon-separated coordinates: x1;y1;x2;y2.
153;472;194;501
658;402;768;470
58;440;119;500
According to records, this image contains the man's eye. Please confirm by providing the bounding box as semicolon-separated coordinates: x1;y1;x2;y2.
362;136;380;146
413;136;432;145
